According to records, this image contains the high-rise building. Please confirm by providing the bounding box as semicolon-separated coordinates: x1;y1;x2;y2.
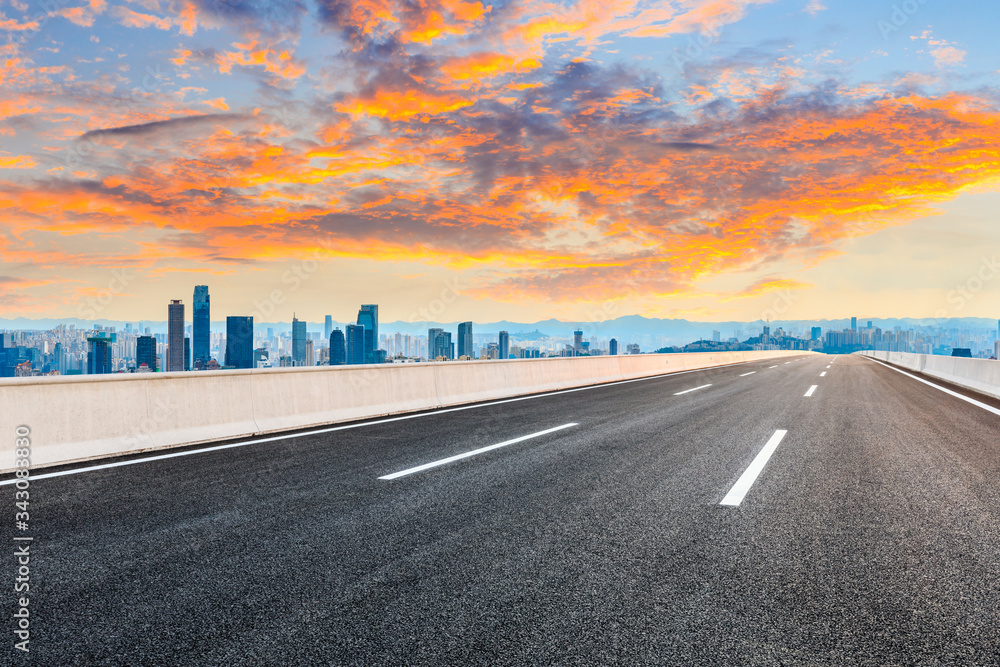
357;305;379;363
573;330;583;354
609;338;618;355
712;330;721;342
225;316;254;369
184;336;191;371
86;336;112;375
457;321;474;359
324;315;333;341
428;328;443;359
330;328;346;365
811;327;822;341
136;335;157;371
851;317;858;331
292;315;307;365
193;285;210;367
305;339;315;367
167;300;185;371
428;328;452;359
346;324;366;365
498;330;509;359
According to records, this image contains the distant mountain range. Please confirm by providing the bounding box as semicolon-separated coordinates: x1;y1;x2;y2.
2;315;997;343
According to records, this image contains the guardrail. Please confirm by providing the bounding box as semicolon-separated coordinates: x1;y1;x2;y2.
0;350;813;473
857;350;1000;400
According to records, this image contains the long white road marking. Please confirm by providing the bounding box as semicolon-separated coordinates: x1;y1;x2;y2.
865;357;1000;418
740;371;757;377
720;430;788;506
0;359;767;486
785;361;792;364
820;372;827;377
675;384;713;395
804;385;818;397
769;365;778;369
379;423;578;480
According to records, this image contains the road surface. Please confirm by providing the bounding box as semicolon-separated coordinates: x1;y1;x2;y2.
7;353;1000;665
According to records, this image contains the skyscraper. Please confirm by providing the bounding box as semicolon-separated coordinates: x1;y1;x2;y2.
167;300;184;371
573;330;583;354
851;317;858;331
609;338;618;355
184;336;191;371
498;330;509;359
305;339;315;366
330;328;346;365
428;328;453;359
428;328;444;359
87;336;112;374
458;321;474;358
811;327;822;341
225;316;254;369
193;285;210;367
346;324;366;365
292;315;307;365
357;304;378;363
136;335;157;371
324;315;333;341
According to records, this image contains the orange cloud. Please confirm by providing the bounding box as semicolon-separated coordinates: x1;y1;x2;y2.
0;155;37;169
112;6;173;31
439;52;542;85
217;41;307;80
335;88;473;120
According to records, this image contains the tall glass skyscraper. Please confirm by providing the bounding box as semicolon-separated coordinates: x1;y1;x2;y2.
346;324;366;365
498;330;509;360
324;315;333;342
86;336;112;374
428;328;452;360
292;315;307;365
136;335;157;371
193;285;210;367
330;328;346;365
458;321;473;358
225;316;254;369
167;300;185;371
357;305;378;364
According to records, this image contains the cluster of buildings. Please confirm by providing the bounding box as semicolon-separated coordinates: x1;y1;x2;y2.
4;296;999;377
665;318;1000;359
0;285;630;376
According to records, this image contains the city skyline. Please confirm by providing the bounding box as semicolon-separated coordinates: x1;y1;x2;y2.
3;2;1000;322
4;294;999;377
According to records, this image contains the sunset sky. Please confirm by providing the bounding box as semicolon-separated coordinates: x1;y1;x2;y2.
2;0;999;324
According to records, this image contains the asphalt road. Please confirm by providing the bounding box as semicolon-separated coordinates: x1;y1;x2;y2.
7;353;1000;665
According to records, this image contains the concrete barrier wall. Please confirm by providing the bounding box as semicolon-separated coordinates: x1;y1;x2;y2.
1;350;813;472
857;350;1000;400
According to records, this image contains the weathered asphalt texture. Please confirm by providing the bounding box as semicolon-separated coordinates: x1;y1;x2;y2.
8;354;1000;665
